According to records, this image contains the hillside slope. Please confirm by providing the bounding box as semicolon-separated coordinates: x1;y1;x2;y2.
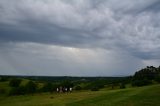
0;84;159;106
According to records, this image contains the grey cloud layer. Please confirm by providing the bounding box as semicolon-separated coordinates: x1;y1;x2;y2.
0;0;160;75
0;0;160;59
0;43;143;76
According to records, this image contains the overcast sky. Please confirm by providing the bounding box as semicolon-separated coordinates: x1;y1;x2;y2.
0;0;160;76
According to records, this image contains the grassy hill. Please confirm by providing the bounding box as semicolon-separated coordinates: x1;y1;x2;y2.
0;84;159;106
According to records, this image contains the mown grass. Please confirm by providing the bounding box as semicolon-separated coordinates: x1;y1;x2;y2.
0;84;159;106
68;84;160;106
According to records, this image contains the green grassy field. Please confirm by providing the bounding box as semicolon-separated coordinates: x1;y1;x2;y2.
0;84;160;106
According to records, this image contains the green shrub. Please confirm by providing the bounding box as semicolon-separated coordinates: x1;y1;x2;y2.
42;82;54;93
0;77;9;82
75;85;82;90
91;87;99;91
25;81;37;94
132;79;152;87
9;86;26;95
9;78;21;87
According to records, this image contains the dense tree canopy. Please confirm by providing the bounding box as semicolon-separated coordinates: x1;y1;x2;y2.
133;66;160;80
132;66;160;86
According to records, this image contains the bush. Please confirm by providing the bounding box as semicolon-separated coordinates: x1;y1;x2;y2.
25;81;37;94
9;78;21;87
132;79;152;87
75;85;82;90
42;82;54;93
91;87;99;91
9;86;26;95
83;81;105;90
0;77;9;82
9;87;17;95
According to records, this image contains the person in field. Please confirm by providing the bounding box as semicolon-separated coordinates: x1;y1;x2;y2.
69;87;72;92
56;87;59;93
65;87;68;92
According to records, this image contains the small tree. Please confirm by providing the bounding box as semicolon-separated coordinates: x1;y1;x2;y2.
9;78;21;87
42;82;54;93
25;81;37;95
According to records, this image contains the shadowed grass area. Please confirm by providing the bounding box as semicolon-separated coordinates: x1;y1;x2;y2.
0;84;159;106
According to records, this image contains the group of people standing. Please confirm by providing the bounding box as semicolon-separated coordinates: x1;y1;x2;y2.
56;86;72;93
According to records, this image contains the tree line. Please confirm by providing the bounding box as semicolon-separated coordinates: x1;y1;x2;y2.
0;65;160;96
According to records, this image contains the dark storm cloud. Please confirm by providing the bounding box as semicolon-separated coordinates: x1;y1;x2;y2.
0;0;160;76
